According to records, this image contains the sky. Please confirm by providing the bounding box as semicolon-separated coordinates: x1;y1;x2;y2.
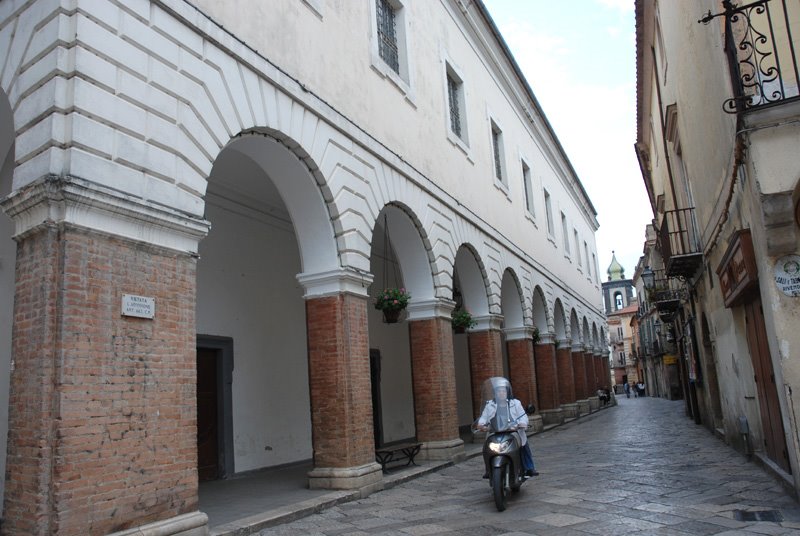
483;0;652;282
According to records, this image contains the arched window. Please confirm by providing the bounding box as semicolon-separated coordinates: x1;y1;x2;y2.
614;292;623;310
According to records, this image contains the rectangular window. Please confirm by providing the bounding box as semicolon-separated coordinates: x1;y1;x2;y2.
522;161;534;216
376;0;399;73
561;212;570;253
491;121;504;184
544;189;554;237
592;253;598;283
584;242;590;273
447;74;462;138
574;230;581;266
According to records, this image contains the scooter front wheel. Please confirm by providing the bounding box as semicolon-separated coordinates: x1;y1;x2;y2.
492;465;507;511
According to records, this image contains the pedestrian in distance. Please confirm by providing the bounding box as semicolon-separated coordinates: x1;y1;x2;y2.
637;381;645;398
623;382;630;398
631;382;638;398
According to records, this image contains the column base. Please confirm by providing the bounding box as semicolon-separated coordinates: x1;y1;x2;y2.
560;403;579;419
529;414;544;433
419;438;465;462
588;396;600;412
577;399;590;416
308;462;384;496
109;512;208;536
539;408;565;426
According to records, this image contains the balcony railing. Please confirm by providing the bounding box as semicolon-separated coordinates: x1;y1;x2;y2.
648;269;688;320
659;208;703;279
706;0;800;113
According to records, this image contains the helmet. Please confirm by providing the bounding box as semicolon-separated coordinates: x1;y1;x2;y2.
479;377;515;432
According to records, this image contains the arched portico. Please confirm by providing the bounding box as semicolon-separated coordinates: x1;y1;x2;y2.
370;204;462;462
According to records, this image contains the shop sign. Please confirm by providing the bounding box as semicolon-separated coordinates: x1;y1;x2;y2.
663;355;677;365
716;229;758;308
774;254;800;297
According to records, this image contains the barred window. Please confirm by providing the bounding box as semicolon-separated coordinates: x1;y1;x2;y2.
491;122;504;183
376;0;399;74
447;74;461;137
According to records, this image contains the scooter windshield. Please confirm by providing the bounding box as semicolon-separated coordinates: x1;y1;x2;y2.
490;400;514;432
478;376;517;432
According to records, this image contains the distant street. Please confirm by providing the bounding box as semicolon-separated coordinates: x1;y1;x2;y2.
260;396;800;535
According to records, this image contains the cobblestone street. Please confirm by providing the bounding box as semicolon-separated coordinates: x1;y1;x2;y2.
259;397;800;535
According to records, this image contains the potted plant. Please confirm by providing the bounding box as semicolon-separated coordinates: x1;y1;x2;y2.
532;326;540;345
451;308;476;334
374;287;410;323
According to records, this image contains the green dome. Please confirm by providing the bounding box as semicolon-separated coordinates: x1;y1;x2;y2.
607;251;625;281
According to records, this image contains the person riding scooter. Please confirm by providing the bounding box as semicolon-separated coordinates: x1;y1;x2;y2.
476;377;538;477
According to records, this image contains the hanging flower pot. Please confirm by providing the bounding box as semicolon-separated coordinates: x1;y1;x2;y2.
451;308;476;334
375;288;410;324
383;308;401;324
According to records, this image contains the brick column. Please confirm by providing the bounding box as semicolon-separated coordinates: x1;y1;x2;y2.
572;343;587;400
407;299;464;461
595;352;605;390
584;347;597;393
3;224;206;535
602;350;611;389
555;339;575;404
299;269;382;493
467;315;504;418
533;333;559;410
505;327;538;410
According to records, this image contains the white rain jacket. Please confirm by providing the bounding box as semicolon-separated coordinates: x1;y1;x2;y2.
477;398;528;447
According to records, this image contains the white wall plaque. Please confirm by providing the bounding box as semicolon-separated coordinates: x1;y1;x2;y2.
122;294;156;319
774;254;800;297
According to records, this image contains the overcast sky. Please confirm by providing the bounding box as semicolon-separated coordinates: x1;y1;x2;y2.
483;0;652;283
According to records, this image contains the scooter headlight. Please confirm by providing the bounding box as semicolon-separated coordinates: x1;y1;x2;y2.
488;437;513;454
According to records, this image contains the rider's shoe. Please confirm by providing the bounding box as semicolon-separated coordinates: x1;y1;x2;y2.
525;469;539;477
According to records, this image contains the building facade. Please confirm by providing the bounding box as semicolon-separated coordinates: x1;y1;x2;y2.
636;0;800;493
0;1;607;534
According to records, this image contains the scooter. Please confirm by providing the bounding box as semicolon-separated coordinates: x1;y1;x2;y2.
476;377;535;512
482;422;526;511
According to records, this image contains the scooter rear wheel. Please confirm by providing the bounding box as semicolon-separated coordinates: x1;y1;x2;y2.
492;465;507;511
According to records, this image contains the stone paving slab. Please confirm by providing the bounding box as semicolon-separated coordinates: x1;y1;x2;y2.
255;398;800;535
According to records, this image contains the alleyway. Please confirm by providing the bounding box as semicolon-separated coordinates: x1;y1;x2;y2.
258;396;800;535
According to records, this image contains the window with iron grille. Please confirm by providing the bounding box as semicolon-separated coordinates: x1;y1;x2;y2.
447;74;462;137
544;189;554;237
522;161;534;216
491;121;504;183
376;0;399;74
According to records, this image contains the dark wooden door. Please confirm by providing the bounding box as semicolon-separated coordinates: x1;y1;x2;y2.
197;347;219;481
370;349;383;448
744;296;791;473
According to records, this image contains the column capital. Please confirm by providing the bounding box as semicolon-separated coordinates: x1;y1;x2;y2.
557;338;572;350
406;298;455;321
1;175;210;254
536;332;555;345
296;267;374;298
471;313;504;332
571;341;584;352
504;326;534;341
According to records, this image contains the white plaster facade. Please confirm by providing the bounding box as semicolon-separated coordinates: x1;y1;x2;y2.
0;0;606;529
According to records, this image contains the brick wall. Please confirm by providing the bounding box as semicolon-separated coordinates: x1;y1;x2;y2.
4;225;198;535
409;317;459;443
556;345;575;404
467;330;504;418
306;294;373;468
533;342;558;410
507;339;538;410
572;351;587;399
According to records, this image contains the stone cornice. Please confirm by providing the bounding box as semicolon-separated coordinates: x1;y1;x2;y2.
536;332;555;345
504;326;533;341
471;313;504;332
0;175;209;254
